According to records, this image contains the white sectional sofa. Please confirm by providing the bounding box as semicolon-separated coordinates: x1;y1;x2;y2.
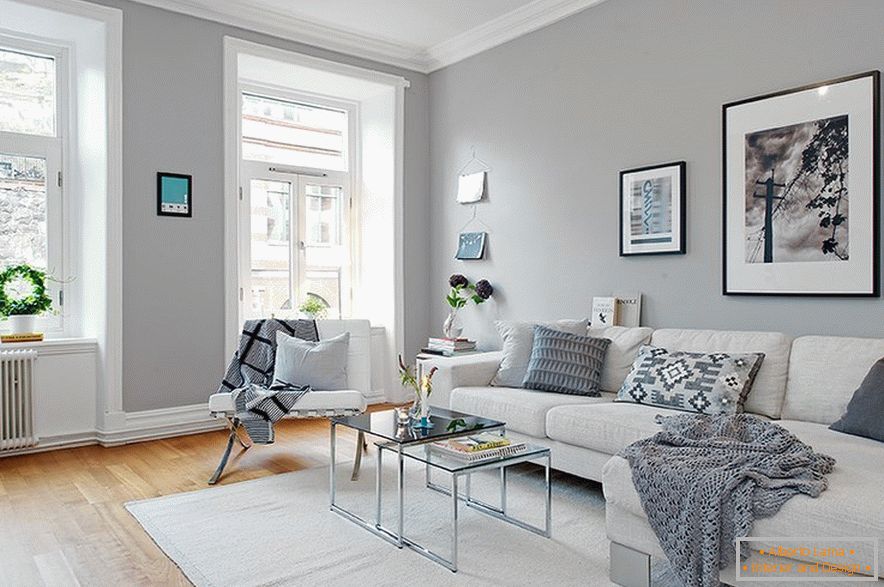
424;327;884;586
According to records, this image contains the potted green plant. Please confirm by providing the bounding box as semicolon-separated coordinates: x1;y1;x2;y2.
443;274;493;338
298;294;329;320
0;264;54;334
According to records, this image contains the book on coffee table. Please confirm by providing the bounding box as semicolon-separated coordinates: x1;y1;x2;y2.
429;436;527;463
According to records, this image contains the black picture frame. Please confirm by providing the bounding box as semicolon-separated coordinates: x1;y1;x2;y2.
619;161;687;256
722;71;879;297
156;172;193;218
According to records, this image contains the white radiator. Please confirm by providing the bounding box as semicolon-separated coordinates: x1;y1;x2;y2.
0;349;38;450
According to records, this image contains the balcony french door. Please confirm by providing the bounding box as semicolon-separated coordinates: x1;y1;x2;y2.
239;162;351;321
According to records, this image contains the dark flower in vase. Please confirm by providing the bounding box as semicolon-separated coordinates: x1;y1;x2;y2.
474;279;493;301
449;274;469;289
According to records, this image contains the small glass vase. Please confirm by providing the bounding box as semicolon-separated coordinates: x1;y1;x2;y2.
410;390;433;429
442;308;463;339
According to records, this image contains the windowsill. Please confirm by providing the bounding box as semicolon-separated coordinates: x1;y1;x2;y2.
0;337;98;356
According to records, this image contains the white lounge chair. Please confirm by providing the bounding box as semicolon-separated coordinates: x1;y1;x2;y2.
207;319;370;484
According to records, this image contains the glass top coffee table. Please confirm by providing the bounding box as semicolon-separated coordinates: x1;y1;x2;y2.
329;407;551;572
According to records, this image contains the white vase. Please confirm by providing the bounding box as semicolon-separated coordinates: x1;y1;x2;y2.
8;314;37;334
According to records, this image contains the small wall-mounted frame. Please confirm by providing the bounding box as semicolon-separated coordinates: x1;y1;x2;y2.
456;231;487;260
157;172;192;217
619;161;686;256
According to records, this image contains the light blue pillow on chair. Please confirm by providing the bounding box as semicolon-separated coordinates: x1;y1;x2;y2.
273;331;350;390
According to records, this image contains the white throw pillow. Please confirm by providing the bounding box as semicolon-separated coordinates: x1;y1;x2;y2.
273;331;350;391
587;326;654;392
491;319;589;388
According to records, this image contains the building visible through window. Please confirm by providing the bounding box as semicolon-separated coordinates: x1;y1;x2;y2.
0;46;64;330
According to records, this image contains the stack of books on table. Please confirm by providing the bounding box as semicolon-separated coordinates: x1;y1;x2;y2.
429;432;527;463
420;337;477;357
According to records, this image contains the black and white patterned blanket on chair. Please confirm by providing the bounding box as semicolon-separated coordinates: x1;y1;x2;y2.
218;319;318;444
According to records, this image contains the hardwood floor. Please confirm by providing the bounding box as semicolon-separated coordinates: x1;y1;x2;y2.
0;413;378;586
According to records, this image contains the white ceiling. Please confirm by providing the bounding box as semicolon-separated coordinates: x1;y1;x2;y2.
132;0;607;72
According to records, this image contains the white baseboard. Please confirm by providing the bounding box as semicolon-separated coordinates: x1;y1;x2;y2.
3;391;385;457
0;430;98;458
97;403;225;446
1;404;223;456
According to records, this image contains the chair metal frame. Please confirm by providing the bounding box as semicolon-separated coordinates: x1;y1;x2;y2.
208;407;366;485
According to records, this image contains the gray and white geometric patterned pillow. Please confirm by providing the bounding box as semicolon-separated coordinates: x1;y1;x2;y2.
522;325;611;396
615;345;765;415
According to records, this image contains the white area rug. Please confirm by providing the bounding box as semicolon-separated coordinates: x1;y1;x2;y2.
126;460;617;586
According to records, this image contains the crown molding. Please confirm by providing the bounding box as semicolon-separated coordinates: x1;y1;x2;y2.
422;0;608;71
128;0;430;71
127;0;609;74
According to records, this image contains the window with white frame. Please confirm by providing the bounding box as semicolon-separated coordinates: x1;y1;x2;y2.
0;42;65;330
239;89;353;320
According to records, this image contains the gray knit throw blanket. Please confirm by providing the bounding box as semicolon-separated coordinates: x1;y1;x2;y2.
218;319;319;444
620;413;835;587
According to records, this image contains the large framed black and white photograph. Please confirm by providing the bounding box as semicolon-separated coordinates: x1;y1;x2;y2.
619;161;686;256
724;71;879;296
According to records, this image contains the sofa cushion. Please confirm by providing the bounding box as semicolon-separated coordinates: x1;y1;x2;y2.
587;326;653;392
491;319;589;388
546;403;666;455
649;329;791;418
615;345;764;415
783;335;884;425
603;419;884;552
522;326;610;396
449;386;614;437
830;358;884;442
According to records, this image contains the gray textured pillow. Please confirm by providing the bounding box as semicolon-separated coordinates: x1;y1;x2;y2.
273;331;349;390
522;325;611;396
491;318;589;387
616;345;765;415
830;358;884;442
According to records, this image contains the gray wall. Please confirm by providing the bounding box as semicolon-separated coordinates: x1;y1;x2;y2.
88;0;430;411
429;0;884;348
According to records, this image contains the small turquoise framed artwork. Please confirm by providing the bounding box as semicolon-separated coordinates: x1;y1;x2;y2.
157;172;192;217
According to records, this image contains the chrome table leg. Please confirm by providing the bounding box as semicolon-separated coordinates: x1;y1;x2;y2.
544;453;552;537
451;473;459;572
376;439;383;526
500;466;507;514
329;422;336;508
397;443;404;547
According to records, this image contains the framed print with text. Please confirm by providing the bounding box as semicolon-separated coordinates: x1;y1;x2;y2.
620;161;686;256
